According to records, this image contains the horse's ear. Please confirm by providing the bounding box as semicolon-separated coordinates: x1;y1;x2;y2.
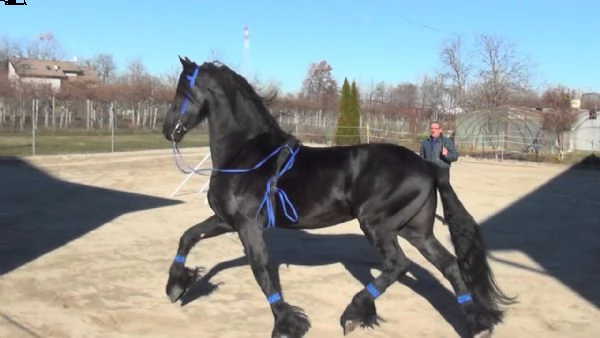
178;55;186;66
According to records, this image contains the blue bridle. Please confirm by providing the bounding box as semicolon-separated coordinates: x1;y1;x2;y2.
170;66;200;141
169;65;300;229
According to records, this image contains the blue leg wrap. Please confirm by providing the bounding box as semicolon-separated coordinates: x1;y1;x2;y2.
457;293;473;304
174;255;186;263
366;283;381;299
267;292;282;304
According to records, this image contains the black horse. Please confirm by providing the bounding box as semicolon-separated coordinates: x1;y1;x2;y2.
162;56;515;338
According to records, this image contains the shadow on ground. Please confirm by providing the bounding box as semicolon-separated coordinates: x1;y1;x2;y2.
0;156;182;275
481;154;600;308
170;154;600;337
178;229;469;337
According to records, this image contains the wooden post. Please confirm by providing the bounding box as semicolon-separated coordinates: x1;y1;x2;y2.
51;96;55;131
110;102;115;152
366;122;370;144
32;99;37;156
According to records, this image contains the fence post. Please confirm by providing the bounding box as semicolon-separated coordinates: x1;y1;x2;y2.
51;96;55;131
32;99;36;156
110;102;115;153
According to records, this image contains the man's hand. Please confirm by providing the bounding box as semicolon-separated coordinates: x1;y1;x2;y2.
442;147;448;157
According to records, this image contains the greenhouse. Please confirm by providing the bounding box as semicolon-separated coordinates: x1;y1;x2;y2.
454;106;550;153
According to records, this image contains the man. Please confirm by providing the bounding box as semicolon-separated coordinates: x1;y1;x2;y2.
419;121;458;225
419;121;459;181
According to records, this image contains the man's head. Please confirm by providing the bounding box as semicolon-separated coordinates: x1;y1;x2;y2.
430;121;442;138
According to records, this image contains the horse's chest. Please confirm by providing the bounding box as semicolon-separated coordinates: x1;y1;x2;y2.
208;176;265;208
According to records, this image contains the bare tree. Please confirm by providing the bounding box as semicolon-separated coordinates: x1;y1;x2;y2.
0;33;65;60
91;53;117;83
390;82;418;109
29;32;65;60
472;34;532;108
418;74;447;120
541;85;578;158
125;58;148;84
300;60;338;111
360;80;387;117
373;81;387;104
440;35;471;110
509;88;542;107
0;37;14;62
160;66;182;88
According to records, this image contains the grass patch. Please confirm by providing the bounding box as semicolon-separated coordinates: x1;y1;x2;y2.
0;129;209;157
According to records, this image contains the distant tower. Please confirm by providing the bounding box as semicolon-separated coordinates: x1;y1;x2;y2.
242;25;250;76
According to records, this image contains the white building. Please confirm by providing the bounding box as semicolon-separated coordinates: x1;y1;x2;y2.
571;109;600;152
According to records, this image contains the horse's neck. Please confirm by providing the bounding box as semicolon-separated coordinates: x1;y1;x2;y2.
206;103;283;168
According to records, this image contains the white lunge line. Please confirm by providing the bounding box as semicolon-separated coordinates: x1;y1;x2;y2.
170;152;211;198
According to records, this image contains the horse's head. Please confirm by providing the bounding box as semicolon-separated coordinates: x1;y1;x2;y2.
162;56;222;143
163;55;282;147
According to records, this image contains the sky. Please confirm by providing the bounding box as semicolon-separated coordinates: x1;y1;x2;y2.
1;0;598;94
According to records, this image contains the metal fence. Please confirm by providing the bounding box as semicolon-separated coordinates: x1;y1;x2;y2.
1;97;598;164
0;96;201;157
293;125;599;163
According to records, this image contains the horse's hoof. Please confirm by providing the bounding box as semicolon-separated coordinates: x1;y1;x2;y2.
271;333;292;338
165;266;202;303
271;302;311;338
474;329;492;338
167;282;186;303
340;293;379;335
342;320;359;335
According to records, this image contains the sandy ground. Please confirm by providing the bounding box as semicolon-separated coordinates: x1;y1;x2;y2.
1;147;599;338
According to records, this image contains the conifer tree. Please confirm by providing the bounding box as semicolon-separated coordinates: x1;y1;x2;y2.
348;80;361;144
335;78;352;145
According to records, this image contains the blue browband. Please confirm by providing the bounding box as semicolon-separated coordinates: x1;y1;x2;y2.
180;66;200;115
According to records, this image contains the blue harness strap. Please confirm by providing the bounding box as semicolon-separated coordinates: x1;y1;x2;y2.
256;142;300;229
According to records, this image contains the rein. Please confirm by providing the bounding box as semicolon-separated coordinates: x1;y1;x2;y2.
169;65;300;230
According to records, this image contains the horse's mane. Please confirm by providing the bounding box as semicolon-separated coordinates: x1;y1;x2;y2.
204;61;278;108
194;60;284;133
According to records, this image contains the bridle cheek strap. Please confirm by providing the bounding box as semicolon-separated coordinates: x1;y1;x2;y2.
171;66;200;141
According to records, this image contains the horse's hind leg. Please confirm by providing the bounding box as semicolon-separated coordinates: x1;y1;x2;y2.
400;193;492;337
339;222;411;335
166;214;234;302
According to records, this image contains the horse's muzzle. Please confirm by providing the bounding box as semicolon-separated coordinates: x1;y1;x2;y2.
169;121;188;143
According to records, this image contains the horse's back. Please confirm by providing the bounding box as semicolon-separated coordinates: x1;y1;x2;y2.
277;143;435;228
297;143;432;180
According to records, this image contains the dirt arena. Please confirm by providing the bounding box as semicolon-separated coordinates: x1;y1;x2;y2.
1;147;599;338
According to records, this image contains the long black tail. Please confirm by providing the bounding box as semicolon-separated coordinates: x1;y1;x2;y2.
432;164;517;324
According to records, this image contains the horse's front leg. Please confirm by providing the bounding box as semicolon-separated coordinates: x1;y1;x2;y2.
166;214;233;302
238;222;311;338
